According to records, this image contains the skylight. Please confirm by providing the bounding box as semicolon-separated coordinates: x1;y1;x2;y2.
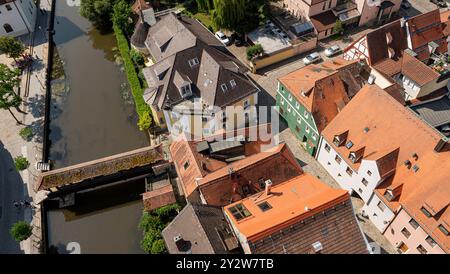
345;141;354;149
257;202;272;212
221;83;228;92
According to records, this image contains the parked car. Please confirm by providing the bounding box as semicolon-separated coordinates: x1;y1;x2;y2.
430;0;447;8
231;33;245;47
303;52;321;65
324;45;342;57
401;0;412;9
215;31;231;46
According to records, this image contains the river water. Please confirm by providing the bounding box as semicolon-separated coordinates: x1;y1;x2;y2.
45;1;148;254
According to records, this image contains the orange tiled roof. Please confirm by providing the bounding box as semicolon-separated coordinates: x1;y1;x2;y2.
223;174;350;242
278;58;363;132
322;84;450;253
143;184;176;211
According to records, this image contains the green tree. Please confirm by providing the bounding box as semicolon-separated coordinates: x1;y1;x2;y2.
137;110;153;131
212;0;246;30
333;19;344;35
80;0;117;30
14;156;29;171
139;212;165;232
151;239;167;254
0;36;25;61
19;127;33;141
112;0;133;34
0;64;23;124
130;49;145;67
10;221;32;242
196;0;213;11
246;44;263;60
140;229;161;253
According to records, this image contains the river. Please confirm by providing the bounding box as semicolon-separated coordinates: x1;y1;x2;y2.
44;1;148;254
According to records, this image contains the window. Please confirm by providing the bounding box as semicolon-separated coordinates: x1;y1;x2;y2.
183;161;190;170
322;2;326;10
297;117;301;124
416;245;427;254
295;102;300;109
243;99;250;109
228;203;252;221
305;126;310;133
304;111;309;118
421;207;432;218
221;83;228;92
345;140;354;149
180;85;191;97
257;202;272;212
377;201;386;212
230;79;237;88
401;227;411;238
288;94;292;101
6;4;12;11
384;190;394;201
346;167;353;176
438;225;449;236
367;170;372;176
258;178;266;189
188;57;199;67
426;236;437;247
3;24;13;33
325;144;331;152
335;155;342;164
398;242;408;253
358;188;363;194
362;178;368;186
409;218;419;229
295;126;300;133
287;105;291;112
312;134;317;141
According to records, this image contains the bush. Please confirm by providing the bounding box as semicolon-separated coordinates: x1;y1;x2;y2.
130;49;145;67
139;212;165;232
19;127;33;141
113;24;153;127
140;229;161;253
154;204;181;219
246;44;263;60
137;110;153;131
14;156;29;171
151;239;167;254
10;221;32;242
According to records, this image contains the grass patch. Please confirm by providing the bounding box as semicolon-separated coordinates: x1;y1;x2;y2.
192;12;216;32
113;24;152;126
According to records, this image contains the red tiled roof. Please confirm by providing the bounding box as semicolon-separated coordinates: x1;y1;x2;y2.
310;10;337;32
143;184;177;211
401;52;440;86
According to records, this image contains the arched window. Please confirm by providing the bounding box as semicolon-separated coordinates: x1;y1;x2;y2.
3;24;13;33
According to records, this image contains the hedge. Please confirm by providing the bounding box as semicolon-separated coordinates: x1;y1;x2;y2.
113;24;151;122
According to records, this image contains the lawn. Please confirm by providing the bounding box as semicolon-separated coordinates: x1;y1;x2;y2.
192;12;216;32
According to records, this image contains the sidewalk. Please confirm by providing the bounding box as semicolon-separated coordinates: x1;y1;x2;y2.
0;4;50;254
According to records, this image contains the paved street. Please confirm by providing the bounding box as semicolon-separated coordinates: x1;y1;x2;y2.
0;5;49;254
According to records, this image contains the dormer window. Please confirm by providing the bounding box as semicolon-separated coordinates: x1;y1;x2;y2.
438;225;449;236
349;152;357;163
230;79;236;88
221;83;228;92
384;190;394;201
188;57;199;67
180;84;192;98
333;136;341;146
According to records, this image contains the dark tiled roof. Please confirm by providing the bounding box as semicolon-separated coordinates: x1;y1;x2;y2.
162;203;239;254
401;51;440;86
247;194;369;254
131;20;150;48
310;10;337;32
410;95;450;127
143;13;257;110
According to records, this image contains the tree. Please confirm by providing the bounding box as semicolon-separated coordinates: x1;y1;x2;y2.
112;0;133;34
137;110;152;131
10;221;33;242
196;0;213;12
333;19;344;35
212;0;246;31
0;64;23;124
0;36;25;61
246;44;263;60
151;239;167;254
140;229;161;253
80;0;117;30
14;156;29;171
19;127;34;141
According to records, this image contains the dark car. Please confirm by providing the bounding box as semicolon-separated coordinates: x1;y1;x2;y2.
231;33;245;47
430;0;447;8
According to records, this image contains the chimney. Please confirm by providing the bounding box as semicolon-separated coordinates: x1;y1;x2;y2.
265;179;273;196
434;137;449;153
174;234;184;251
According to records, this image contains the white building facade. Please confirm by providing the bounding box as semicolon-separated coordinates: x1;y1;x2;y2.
316;137;396;232
0;0;37;37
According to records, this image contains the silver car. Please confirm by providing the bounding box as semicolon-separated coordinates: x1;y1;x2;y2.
325;45;342;57
303;52;321;65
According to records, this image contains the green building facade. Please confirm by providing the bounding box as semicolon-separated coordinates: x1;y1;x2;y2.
276;82;320;156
